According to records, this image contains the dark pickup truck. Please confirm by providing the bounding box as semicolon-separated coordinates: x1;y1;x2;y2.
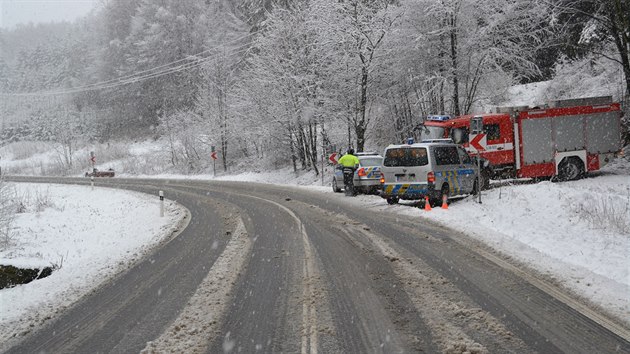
85;168;115;177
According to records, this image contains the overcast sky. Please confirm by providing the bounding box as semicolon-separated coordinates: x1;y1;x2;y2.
1;0;98;29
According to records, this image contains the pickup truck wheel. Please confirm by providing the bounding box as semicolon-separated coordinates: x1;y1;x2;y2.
558;157;584;181
386;197;399;205
332;178;342;193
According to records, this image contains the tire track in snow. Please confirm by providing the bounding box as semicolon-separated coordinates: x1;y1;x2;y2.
448;232;630;344
347;224;532;353
140;216;251;354
158;182;330;353
243;195;320;354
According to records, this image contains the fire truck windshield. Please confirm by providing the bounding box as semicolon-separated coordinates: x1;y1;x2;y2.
419;126;445;141
450;127;469;144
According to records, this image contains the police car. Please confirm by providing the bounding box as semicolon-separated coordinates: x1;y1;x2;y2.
380;139;479;205
332;152;383;194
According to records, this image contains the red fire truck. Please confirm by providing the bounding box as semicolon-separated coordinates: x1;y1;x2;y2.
418;96;624;183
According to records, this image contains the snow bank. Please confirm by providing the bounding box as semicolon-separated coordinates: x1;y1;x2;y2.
0;183;186;345
418;175;629;322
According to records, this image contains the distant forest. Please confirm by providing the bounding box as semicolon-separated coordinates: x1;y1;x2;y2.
1;0;628;173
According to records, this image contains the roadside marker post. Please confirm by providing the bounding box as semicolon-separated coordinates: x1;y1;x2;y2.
89;151;96;191
321;152;324;186
159;190;164;217
90;151;96;169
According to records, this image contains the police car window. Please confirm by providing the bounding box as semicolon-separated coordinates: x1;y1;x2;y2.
434;146;460;165
450;127;469;144
359;157;382;166
483;124;500;140
384;148;428;167
457;148;472;164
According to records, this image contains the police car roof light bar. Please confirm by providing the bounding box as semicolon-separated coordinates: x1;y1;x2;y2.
421;138;455;144
426;115;451;122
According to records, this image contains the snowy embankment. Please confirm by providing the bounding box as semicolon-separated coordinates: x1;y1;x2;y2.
0;183;186;347
396;171;629;325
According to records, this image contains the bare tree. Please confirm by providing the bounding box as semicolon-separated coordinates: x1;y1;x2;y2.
238;1;343;174
337;0;399;152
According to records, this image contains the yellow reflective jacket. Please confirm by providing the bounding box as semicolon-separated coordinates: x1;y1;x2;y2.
338;154;360;168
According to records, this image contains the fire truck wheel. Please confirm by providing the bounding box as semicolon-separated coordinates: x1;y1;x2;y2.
558;157;584;181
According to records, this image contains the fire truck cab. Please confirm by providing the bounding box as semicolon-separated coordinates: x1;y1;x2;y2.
418;96;623;182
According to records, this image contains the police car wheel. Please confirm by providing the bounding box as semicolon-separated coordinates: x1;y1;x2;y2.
386;197;399;205
429;185;448;207
332;178;342;193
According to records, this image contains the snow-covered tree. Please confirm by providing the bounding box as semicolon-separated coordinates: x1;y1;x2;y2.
554;0;629;98
239;0;344;174
194;0;251;172
123;0;207;127
333;0;398;152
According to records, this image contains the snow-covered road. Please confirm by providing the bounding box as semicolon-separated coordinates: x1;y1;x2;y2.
1;175;628;353
1;156;628;349
212;159;630;326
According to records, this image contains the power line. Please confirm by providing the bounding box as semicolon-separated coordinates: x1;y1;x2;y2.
1;31;256;97
2;46;248;97
67;31;258;91
42;45;251;96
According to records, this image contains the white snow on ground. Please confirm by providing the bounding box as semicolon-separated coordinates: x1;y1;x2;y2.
0;146;59;176
124;165;329;187
410;173;629;324
0;183;186;346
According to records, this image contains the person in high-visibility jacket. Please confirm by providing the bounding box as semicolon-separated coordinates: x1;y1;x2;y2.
338;148;360;168
338;148;360;196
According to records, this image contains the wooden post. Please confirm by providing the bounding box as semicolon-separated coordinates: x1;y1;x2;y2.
159;191;164;217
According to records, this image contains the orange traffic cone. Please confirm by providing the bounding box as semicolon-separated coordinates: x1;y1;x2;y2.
441;194;448;210
424;196;432;211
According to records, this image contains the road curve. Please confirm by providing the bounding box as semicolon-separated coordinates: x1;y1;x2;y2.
3;176;629;354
